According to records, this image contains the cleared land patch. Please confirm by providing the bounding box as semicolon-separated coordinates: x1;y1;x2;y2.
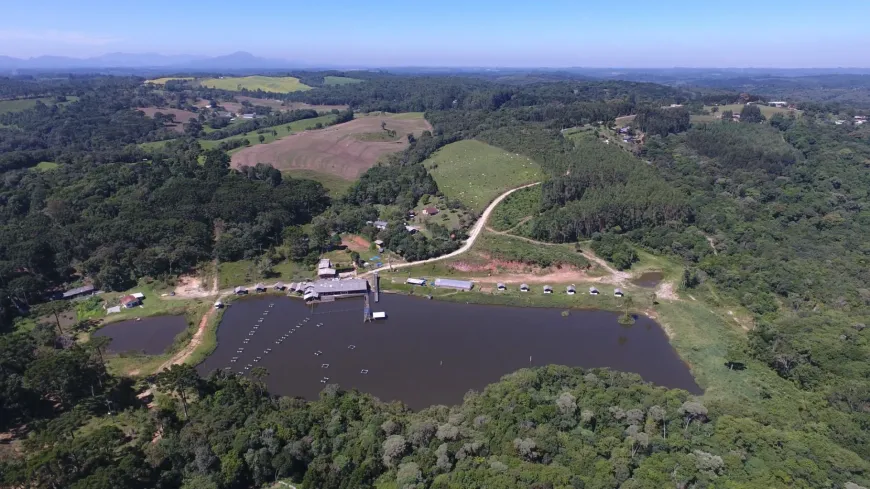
34;161;59;171
199;76;311;93
197;97;346;114
229;114;432;179
324;76;363;86
0;96;78;115
145;77;194;85
424;140;541;213
199;114;336;151
137;107;198;133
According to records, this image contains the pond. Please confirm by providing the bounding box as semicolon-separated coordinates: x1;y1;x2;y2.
631;271;664;288
93;315;188;355
198;294;700;409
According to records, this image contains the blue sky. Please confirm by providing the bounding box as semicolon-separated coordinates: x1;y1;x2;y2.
2;0;868;67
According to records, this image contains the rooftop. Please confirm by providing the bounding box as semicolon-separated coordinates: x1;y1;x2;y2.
305;278;369;294
62;284;95;298
433;278;473;290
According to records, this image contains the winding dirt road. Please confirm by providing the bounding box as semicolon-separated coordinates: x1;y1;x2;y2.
361;182;541;276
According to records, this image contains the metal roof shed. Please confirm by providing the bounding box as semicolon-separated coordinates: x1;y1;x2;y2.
433;278;473;291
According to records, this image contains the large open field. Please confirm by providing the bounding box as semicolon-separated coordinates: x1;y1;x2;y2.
145;77;194;85
324;75;363;86
137;107;198;132
199;114;336;151
229;114;432;179
0;96;79;115
423;140;541;213
693;104;801;123
199;76;311;93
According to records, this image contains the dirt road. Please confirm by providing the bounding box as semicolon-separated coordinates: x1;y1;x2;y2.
361;182;541;276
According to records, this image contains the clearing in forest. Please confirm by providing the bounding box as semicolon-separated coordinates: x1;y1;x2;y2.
0;96;79;115
196;97;347;114
324;75;363;85
423;140;541;213
137;107;198;132
145;77;194;85
199;76;312;93
199;114;337;151
229;114;432;180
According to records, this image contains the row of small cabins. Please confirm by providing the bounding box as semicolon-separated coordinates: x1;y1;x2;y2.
407;278;624;297
224;278;370;306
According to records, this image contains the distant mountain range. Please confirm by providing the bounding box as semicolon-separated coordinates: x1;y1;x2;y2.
0;51;302;72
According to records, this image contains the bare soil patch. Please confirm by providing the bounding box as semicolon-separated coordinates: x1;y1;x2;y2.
173;275;215;298
230;116;432;179
343;235;371;252
138;107;198;133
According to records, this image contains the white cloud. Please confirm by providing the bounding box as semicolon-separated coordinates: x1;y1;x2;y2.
0;28;121;46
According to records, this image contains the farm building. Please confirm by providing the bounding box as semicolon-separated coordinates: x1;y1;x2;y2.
62;284;96;300
497;283;506;291
131;292;145;299
567;285;576;295
374;239;384;246
768;101;788;107
234;286;248;295
589;287;599;295
614;288;624;297
373;220;388;230
406;278;427;286
543;285;553;294
423;207;439;216
434;278;473;291
254;283;266;292
273;282;286;291
242;113;255;119
405;225;419;233
301;279;369;301
318;259;332;269
318;268;337;278
520;283;530;292
120;295;140;308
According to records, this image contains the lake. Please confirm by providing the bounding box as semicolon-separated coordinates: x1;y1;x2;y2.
93;316;188;355
198;294;700;409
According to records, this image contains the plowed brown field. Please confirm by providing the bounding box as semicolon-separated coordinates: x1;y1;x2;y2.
229;115;432;179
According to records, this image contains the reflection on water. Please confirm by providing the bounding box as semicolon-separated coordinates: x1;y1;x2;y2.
93;316;187;355
198;294;701;409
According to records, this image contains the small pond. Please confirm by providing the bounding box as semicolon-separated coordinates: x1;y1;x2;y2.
198;294;700;409
93;315;188;355
631;272;664;288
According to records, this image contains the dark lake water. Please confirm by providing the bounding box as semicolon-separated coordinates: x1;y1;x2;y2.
93;316;188;355
198;294;700;409
631;272;664;288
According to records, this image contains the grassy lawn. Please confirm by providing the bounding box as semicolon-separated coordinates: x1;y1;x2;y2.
199;76;312;93
324;75;363;86
703;104;800;119
0;96;79;115
145;77;194;85
218;260;311;289
139;139;176;151
199;114;336;151
423;140;541;213
476;233;589;268
283;169;354;196
34;161;59;171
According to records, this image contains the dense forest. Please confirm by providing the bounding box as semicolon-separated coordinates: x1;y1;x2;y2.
2;72;870;488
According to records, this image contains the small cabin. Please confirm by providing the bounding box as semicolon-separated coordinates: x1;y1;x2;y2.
254;283;266;292
234;286;248;295
614;288;624;298
567;285;576;295
120;295;140;308
543;285;553;294
214;300;224;309
589;287;599;296
318;268;337;278
406;278;426;286
497;283;506;291
520;283;530;292
273;282;286;291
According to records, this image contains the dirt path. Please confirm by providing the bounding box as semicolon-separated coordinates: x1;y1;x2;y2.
361;182;541;276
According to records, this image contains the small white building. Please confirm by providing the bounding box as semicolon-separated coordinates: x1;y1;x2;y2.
406;278;426;286
614;288;624;298
520;283;530;292
214;301;224;309
589;287;599;296
497;283;506;291
543;285;553;294
567;285;576;295
372;312;387;320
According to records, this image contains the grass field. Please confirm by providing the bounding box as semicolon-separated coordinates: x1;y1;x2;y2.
146;77;194;85
199;76;312;93
283;169;354;196
0;96;79;115
489;185;541;231
701;104;800;119
34;161;59;171
423;140;541;213
218;260;310;289
199;114;336;151
324;75;363;86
